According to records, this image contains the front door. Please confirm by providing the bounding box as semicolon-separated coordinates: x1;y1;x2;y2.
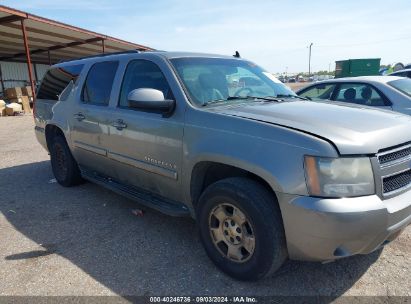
105;59;184;202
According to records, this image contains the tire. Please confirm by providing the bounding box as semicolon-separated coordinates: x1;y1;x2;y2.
50;136;83;187
197;177;287;281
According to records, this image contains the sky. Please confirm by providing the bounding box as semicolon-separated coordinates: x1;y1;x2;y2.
2;0;411;73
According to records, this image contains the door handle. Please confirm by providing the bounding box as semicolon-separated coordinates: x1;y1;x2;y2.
112;119;127;130
73;112;85;121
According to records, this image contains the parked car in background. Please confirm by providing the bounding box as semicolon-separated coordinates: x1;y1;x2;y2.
389;68;411;79
297;76;411;115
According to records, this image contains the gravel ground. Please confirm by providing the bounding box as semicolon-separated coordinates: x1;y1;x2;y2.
0;115;410;300
286;82;309;91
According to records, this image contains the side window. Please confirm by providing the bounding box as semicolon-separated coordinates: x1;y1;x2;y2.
334;83;386;106
81;61;119;105
119;60;173;108
299;84;335;100
37;64;84;101
393;72;406;77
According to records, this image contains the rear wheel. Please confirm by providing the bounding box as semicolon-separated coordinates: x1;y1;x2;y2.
50;136;83;187
197;177;287;281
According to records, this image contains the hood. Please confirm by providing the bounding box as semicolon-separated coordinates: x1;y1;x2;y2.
210;100;411;155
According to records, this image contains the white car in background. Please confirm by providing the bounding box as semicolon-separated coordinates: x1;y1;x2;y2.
389;68;411;79
297;76;411;115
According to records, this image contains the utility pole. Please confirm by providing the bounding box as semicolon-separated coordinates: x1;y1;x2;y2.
308;42;313;76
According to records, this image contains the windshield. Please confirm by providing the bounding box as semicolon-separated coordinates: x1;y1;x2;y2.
388;78;411;98
170;57;297;106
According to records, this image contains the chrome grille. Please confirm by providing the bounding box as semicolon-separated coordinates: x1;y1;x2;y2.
378;143;411;197
382;169;411;194
378;144;411;166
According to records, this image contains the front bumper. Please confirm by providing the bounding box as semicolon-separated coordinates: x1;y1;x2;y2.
278;190;411;261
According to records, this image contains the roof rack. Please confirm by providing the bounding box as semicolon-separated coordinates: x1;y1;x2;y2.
57;49;146;64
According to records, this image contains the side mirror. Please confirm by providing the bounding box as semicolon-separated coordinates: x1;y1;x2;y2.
127;88;175;115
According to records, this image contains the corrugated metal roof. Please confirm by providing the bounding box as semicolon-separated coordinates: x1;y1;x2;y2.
0;5;153;65
0;61;49;90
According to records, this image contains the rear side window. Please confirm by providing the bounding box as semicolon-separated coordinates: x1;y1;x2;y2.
82;61;119;105
37;64;84;101
388;79;411;97
334;83;386;106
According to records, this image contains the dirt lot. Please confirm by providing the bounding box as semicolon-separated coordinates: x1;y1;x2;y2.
286;82;309;92
0;115;410;299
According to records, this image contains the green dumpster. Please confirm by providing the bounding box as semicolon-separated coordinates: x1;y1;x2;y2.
335;58;381;78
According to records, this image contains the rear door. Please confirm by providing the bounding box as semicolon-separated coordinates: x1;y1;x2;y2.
104;58;184;202
69;60;119;176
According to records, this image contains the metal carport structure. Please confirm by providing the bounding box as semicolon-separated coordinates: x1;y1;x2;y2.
0;5;153;101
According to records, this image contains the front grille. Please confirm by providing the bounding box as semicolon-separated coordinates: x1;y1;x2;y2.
378;145;411;165
383;169;411;194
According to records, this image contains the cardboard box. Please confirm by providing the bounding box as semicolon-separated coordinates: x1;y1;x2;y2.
4;87;23;99
5;107;14;116
22;86;33;97
9;97;22;104
20;96;31;114
5;103;23;116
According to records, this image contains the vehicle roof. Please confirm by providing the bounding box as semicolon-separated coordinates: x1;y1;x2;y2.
53;51;238;68
156;51;236;59
303;75;404;86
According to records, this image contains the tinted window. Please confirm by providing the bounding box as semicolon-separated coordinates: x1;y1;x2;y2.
119;60;173;108
334;83;386;106
82;61;119;105
37;64;84;101
299;84;335;100
391;72;406;77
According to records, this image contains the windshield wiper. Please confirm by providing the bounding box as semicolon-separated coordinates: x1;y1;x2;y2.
203;95;284;107
276;94;309;100
226;95;284;102
201;99;227;106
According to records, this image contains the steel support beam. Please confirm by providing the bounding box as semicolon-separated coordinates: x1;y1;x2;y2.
0;37;104;61
20;19;36;105
0;64;5;94
0;15;24;24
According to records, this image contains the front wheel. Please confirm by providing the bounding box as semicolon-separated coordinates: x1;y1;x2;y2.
197;177;287;281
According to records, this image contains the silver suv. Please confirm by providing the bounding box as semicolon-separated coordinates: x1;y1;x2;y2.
34;51;411;281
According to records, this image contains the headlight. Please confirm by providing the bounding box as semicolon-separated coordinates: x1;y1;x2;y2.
304;156;375;197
